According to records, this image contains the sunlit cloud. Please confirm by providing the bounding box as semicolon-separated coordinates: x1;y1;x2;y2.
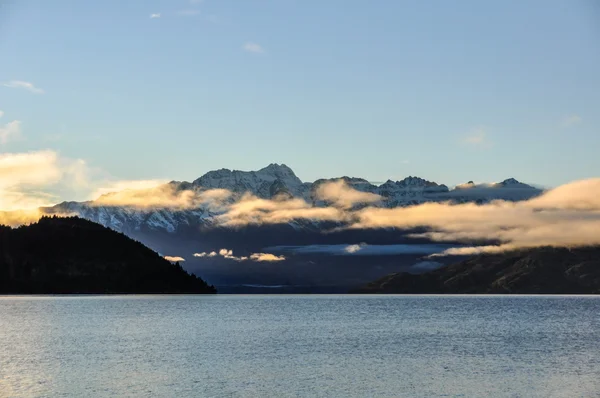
344;244;363;254
249;253;285;262
215;178;600;255
92;184;232;210
243;42;265;54
164;255;185;262
217;192;347;227
2;80;45;94
150;13;161;19
0;150;85;211
193;248;285;262
315;179;382;208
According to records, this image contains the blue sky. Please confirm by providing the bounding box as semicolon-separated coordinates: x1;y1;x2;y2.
1;0;598;189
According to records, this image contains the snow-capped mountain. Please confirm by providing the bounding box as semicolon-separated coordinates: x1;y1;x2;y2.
45;163;542;233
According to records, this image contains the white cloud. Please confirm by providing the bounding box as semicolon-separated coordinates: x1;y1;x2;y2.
249;253;285;262
0;110;4;118
193;248;285;262
91;179;167;199
562;114;582;128
0;119;21;145
243;42;265;54
2;80;45;94
150;13;161;19
316;180;382;208
164;256;185;262
344;244;363;254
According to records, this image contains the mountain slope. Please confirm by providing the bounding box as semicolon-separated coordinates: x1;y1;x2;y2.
0;216;216;294
353;246;600;294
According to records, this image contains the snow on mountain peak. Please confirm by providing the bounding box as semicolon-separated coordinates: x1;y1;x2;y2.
192;163;304;198
496;178;533;188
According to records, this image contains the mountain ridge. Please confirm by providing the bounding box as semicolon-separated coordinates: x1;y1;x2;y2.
45;163;542;234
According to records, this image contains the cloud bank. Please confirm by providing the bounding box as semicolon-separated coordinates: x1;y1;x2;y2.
215;179;600;255
93;185;232;210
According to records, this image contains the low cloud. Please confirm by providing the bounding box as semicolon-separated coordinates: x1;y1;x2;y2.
217;192;347;227
193;248;285;262
92;184;232;210
2;80;45;94
164;255;185;262
243;42;265;54
352;178;600;254
216;178;600;255
344;244;364;254
315;180;382;208
249;253;285;262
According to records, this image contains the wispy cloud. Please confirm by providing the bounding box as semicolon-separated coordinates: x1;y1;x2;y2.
2;80;45;94
462;127;492;148
150;13;161;19
561;114;582;128
243;42;265;54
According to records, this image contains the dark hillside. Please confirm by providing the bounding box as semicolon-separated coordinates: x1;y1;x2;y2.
0;216;216;294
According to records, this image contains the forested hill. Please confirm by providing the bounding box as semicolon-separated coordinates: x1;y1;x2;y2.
354;246;600;294
0;216;216;294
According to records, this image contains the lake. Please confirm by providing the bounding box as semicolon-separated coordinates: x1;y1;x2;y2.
1;295;599;397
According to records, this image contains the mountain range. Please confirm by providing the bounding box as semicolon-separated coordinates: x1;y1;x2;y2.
45;163;542;235
38;164;544;291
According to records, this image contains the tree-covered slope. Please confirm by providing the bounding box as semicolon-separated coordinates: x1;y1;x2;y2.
0;216;216;294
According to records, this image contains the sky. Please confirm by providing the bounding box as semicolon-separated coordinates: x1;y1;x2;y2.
1;0;599;198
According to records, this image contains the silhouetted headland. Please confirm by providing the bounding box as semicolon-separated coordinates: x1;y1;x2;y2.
0;216;216;294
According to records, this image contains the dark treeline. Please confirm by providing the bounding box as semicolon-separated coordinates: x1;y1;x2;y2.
0;216;216;294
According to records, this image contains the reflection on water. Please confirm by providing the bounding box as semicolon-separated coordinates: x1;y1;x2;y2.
1;295;599;397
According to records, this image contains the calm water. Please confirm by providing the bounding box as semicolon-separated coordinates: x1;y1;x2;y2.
1;295;599;398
